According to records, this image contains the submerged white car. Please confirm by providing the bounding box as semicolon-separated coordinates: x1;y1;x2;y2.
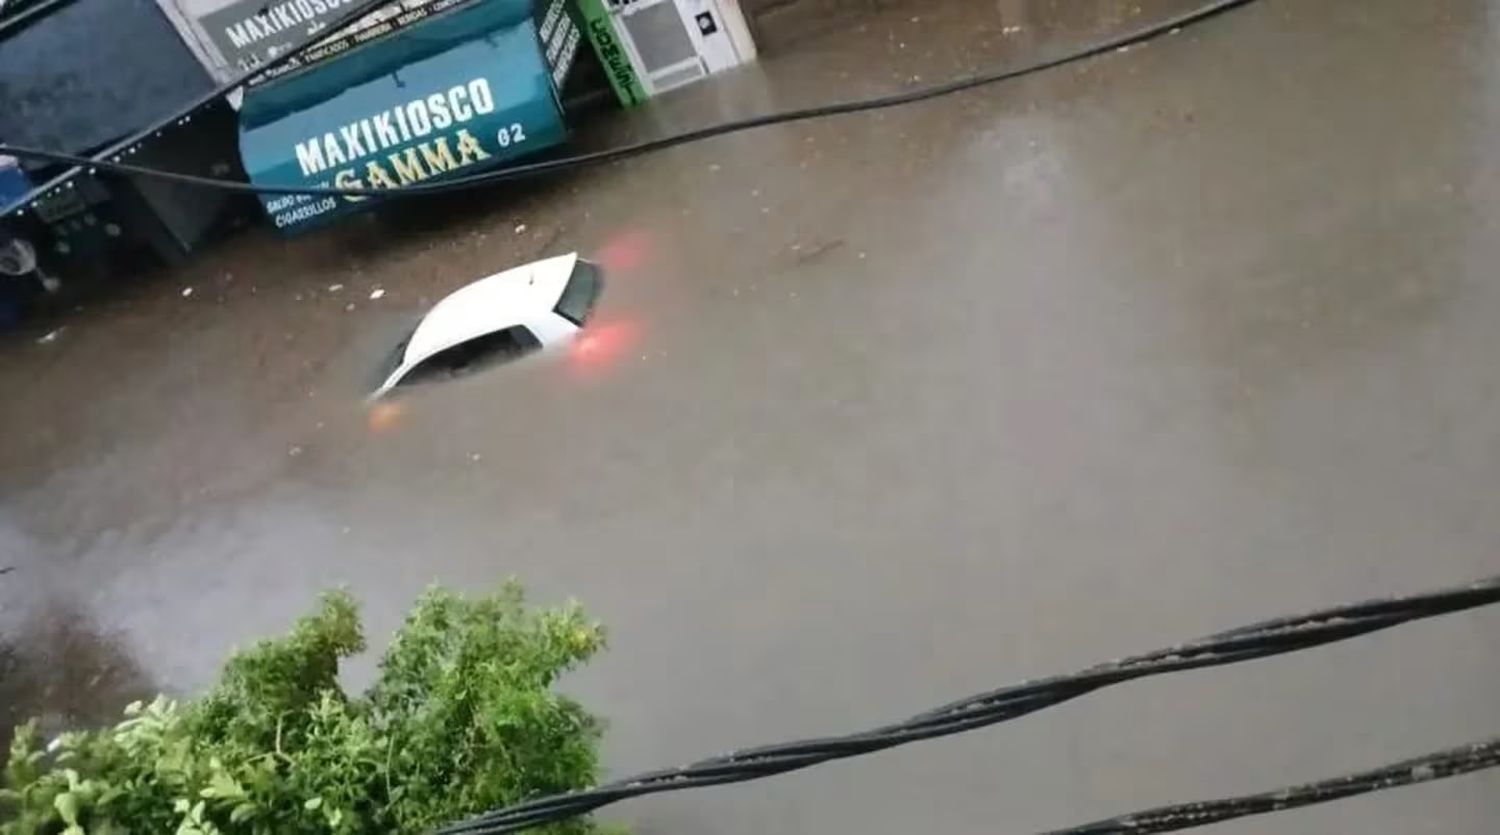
372;252;602;397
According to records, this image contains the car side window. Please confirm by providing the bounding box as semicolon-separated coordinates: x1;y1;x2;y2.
396;325;543;388
512;325;543;352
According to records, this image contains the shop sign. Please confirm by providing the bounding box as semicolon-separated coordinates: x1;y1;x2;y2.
573;0;648;106
199;0;480;81
536;0;584;86
241;27;565;232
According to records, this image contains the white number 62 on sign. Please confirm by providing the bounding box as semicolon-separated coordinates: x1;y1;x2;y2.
496;123;527;148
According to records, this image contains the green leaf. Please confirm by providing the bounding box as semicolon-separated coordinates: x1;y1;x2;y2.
53;791;80;824
200;770;244;800
304;796;323;811
230;802;258;823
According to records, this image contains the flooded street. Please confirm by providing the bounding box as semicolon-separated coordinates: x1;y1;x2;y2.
3;0;1500;831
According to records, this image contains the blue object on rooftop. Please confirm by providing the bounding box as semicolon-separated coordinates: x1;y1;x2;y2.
0;155;32;211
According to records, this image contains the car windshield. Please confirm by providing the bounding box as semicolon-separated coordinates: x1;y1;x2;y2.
554;260;602;326
394;326;542;389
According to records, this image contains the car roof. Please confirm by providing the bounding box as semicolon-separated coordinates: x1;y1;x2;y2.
399;252;578;368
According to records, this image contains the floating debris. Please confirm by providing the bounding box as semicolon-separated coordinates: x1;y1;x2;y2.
369;288;386;300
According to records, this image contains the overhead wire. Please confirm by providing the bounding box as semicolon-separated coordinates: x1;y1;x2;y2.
2;0;1260;201
1044;737;1500;834
0;0;81;41
436;574;1500;835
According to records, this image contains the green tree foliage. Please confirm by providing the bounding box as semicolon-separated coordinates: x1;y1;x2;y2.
0;584;610;834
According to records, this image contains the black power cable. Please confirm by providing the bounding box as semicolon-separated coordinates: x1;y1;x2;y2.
1045;737;1500;834
437;575;1500;835
0;0;80;41
2;0;1261;201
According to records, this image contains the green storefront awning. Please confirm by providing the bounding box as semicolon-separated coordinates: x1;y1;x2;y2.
239;0;574;233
